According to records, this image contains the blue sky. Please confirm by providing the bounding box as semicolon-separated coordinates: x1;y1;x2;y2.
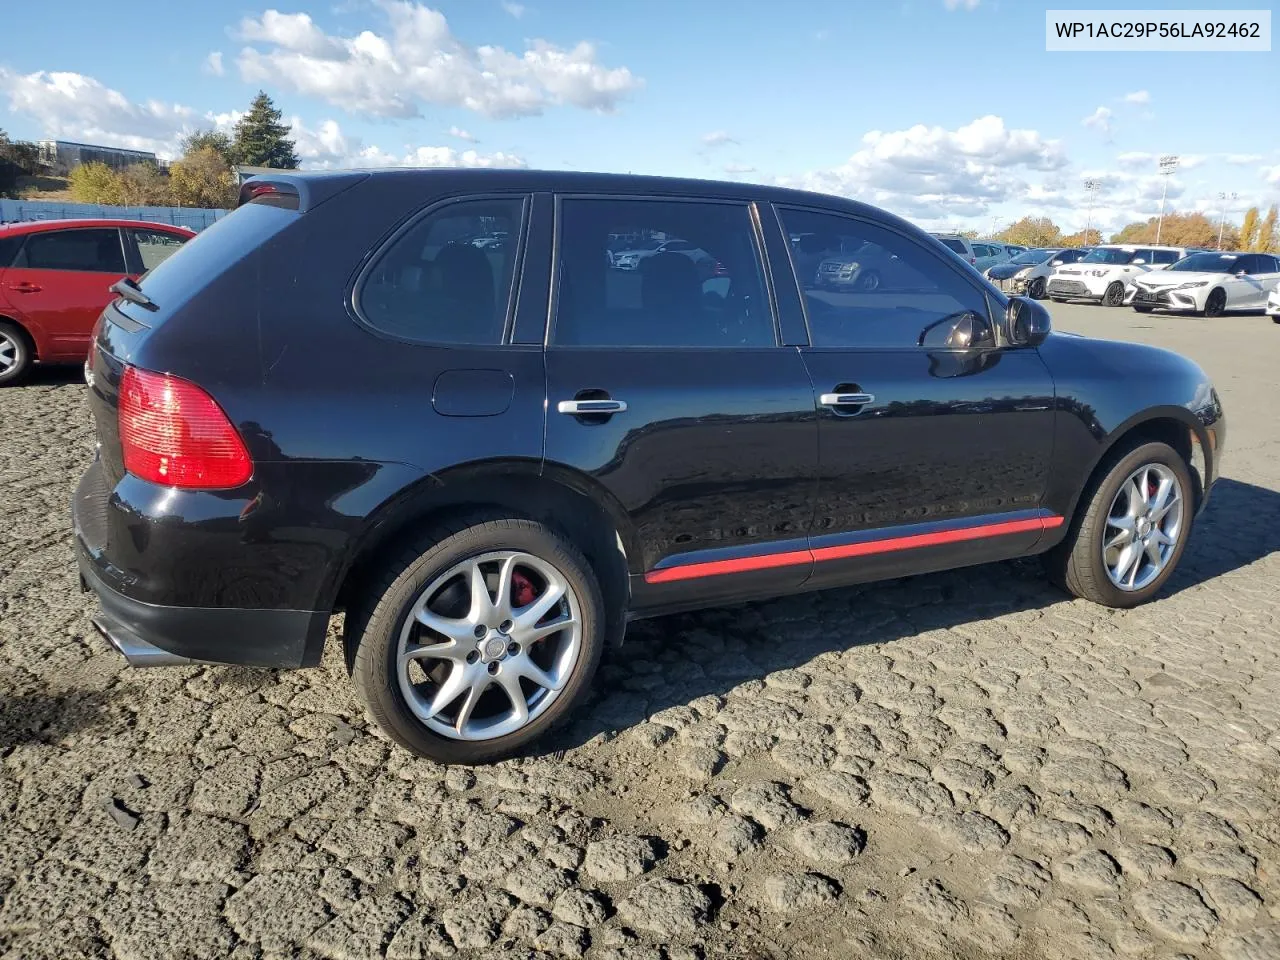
2;0;1277;234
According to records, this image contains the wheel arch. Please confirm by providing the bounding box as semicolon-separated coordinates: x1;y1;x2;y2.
0;314;39;360
329;457;637;651
1062;408;1208;528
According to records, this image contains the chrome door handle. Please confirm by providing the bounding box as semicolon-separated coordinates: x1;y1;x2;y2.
557;399;627;415
820;392;874;406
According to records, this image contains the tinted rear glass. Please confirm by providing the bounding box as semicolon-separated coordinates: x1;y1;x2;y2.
939;238;966;254
117;205;296;325
0;234;22;268
17;228;125;272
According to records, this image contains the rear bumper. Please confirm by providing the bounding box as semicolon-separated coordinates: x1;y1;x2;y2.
77;545;328;668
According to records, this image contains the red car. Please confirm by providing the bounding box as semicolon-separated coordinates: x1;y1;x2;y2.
0;219;194;385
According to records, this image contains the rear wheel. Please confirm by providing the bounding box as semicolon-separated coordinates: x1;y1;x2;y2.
1045;441;1192;608
1028;278;1046;300
348;516;605;763
1103;281;1126;307
1202;288;1226;318
0;322;33;386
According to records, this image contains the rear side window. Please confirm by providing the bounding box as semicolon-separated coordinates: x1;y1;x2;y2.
358;197;524;345
939;238;967;255
15;228;125;273
1150;249;1179;265
129;228;189;272
554;198;774;348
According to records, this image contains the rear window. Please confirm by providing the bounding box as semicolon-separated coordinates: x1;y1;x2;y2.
119;204;296;325
130;228;189;272
0;233;22;268
939;238;967;254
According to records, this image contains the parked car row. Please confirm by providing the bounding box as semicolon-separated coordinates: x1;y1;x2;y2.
985;246;1092;300
1046;244;1193;306
931;234;1027;271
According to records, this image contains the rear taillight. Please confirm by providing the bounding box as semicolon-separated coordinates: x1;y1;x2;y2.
118;366;252;489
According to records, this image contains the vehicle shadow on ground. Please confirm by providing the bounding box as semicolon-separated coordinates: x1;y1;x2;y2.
17;365;84;388
0;686;111;751
542;476;1280;756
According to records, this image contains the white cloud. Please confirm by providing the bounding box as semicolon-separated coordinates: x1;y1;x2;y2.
448;126;478;142
778;115;1067;221
0;68;196;158
204;51;225;76
1264;164;1280;185
1116;151;1153;168
1082;105;1113;137
1177;155;1207;170
943;0;980;9
289;116;524;170
235;2;641;118
1122;90;1150;104
1224;153;1263;165
501;1;525;17
702;130;737;147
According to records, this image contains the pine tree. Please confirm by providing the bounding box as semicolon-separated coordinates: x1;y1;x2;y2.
231;92;299;169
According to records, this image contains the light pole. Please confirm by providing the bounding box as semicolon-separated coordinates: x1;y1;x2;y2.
1155;154;1179;244
1216;191;1238;250
1083;178;1101;245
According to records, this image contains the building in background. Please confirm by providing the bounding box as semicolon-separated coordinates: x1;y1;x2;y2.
36;140;162;175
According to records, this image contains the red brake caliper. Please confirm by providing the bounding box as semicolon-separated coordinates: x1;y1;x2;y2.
511;571;537;608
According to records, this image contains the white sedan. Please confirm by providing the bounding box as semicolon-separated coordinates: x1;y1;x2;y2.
1124;251;1280;317
1046;244;1190;306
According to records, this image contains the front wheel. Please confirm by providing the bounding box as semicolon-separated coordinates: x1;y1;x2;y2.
1202;288;1226;318
348;516;606;763
1027;278;1046;300
1044;441;1193;608
1103;282;1126;307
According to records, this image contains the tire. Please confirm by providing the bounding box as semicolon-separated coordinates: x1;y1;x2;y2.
1202;288;1226;318
347;515;606;763
856;270;881;292
0;321;33;387
1028;278;1046;300
1103;282;1125;307
1133;304;1153;313
1044;441;1193;608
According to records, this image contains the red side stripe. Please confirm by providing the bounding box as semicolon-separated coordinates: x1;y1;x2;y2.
644;514;1064;584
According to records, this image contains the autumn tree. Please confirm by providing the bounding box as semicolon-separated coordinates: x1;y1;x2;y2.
1238;207;1260;250
997;216;1062;247
1109;212;1222;248
169;147;236;208
68;161;125;204
116;163;172;206
1254;204;1277;252
1060;228;1102;247
232;92;299;169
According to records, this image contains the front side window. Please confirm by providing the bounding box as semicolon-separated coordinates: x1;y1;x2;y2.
130;228;189;272
553;198;774;348
15;228;125;273
779;207;993;350
358;197;524;345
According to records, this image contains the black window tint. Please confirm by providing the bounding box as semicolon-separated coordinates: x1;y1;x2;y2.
939;238;967;255
554;198;774;348
17;228;125;272
1151;249;1179;265
0;234;23;268
130;228;188;272
780;207;993;350
358;197;524;345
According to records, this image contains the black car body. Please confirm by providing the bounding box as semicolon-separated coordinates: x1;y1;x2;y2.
73;169;1226;761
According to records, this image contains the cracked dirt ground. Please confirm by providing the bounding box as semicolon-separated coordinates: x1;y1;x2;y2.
1;304;1278;960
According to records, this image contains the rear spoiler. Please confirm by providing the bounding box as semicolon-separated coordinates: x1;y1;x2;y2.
236;171;369;213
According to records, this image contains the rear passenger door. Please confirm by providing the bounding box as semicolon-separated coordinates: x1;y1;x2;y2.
543;195;817;606
769;204;1057;591
1;227;128;359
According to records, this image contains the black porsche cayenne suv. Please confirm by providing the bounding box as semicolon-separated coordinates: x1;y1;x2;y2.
73;170;1226;763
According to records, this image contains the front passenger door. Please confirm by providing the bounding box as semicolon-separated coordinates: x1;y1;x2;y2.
770;205;1057;591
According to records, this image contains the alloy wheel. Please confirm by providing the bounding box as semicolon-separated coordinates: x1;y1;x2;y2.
0;332;17;374
395;550;582;741
1104;282;1125;306
1102;462;1184;592
1204;289;1226;318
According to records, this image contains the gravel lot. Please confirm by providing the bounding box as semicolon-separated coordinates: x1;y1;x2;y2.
2;303;1278;960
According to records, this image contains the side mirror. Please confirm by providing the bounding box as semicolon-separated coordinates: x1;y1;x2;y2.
919;311;995;350
1050;259;1063;266
1007;296;1051;347
1132;258;1146;265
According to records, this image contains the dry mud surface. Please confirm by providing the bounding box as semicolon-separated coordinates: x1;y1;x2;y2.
1;304;1278;959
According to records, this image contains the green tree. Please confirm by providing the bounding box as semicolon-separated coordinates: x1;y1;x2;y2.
997;216;1062;248
116;162;172;206
0;128;40;198
1238;206;1260;250
231;92;299;169
181;129;235;166
68;161;125;204
169;147;236;208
